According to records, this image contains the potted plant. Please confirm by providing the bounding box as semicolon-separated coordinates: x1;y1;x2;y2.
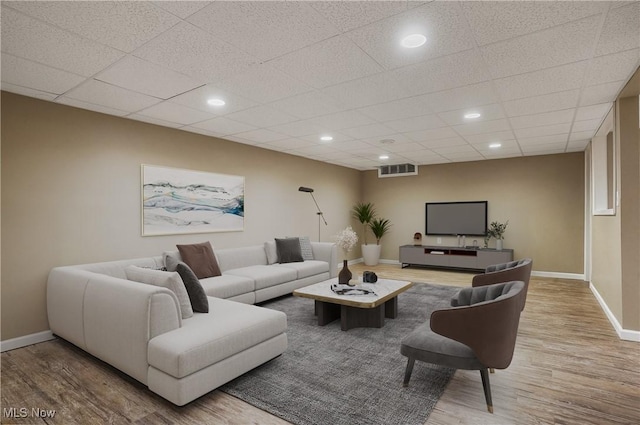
485;220;509;250
365;217;392;266
351;202;376;245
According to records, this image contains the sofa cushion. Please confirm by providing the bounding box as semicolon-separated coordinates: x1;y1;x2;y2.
200;274;255;299
299;236;314;261
148;297;287;379
175;263;209;313
215;245;268;271
177;242;221;279
225;265;297;290
275;237;303;263
274;260;329;279
124;266;193;319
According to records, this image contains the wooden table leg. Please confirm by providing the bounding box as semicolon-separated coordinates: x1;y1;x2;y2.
316;300;340;326
341;304;385;331
385;296;398;319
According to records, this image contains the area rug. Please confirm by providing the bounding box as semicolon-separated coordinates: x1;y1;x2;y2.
220;282;460;425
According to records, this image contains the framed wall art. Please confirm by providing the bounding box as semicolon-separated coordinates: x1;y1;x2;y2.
142;165;244;236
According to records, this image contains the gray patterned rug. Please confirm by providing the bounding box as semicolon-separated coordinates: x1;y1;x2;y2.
220;283;460;425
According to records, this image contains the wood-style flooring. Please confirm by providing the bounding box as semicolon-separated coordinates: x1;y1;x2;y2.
2;264;639;424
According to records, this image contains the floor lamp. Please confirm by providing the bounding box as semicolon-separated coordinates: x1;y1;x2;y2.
298;186;327;241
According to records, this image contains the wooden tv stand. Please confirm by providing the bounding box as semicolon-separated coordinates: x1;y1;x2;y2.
399;245;514;271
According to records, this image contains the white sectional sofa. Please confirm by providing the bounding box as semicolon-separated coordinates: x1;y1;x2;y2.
47;241;337;405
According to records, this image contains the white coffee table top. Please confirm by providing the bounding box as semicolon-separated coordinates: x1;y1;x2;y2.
293;277;413;309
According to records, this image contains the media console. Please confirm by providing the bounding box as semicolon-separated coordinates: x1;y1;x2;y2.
399;245;514;271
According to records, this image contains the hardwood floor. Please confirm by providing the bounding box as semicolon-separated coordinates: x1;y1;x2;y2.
2;264;639;424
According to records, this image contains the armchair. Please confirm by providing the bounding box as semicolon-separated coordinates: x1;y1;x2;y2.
401;281;525;413
471;258;532;311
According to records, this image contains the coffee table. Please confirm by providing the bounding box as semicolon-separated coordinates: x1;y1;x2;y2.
293;278;413;331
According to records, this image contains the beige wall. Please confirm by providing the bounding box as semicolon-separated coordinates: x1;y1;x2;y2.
361;153;585;274
1;92;361;341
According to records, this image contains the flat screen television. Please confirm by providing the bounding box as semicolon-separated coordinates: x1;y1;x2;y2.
425;201;488;236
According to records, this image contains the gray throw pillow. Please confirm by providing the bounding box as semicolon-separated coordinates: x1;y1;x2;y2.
275;237;304;263
176;262;209;313
299;236;314;261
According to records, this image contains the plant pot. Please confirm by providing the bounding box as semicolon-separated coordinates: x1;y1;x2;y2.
338;260;352;285
496;239;503;251
362;244;382;266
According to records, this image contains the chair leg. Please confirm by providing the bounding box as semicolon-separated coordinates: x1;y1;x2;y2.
403;357;415;387
480;369;493;413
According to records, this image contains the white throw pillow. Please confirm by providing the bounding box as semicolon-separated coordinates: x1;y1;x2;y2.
125;265;193;319
299;236;314;261
264;241;278;265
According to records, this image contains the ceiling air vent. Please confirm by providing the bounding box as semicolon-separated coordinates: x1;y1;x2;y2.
378;163;418;178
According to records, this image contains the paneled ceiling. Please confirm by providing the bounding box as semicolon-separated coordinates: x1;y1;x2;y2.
2;1;639;170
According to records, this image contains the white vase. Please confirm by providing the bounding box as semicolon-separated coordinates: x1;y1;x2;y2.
362;244;381;266
496;239;503;251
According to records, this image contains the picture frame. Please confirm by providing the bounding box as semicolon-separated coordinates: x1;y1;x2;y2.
141;164;244;236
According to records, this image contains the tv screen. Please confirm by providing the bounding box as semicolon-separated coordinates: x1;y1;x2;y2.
425;201;488;236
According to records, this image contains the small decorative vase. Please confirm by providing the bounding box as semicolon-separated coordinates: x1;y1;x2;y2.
496;239;503;251
338;260;352;285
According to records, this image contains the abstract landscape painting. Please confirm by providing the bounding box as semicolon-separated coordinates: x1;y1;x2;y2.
142;165;244;236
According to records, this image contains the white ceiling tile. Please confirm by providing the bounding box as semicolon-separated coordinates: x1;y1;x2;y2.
63;80;161;112
481;151;523;160
475;139;520;152
300;132;353;144
463;131;516;145
169;84;259;115
264;138;316;150
380;142;431;153
518;134;569;146
575;103;613;122
340;123;396;140
6;1;180;52
580;81;625;106
461;1;607;45
432;144;477;155
514;123;572;139
335;140;380;152
454;119;511;136
437;104;505;126
521;142;567;154
418;81;499;113
290;145;340;158
0;83;58;101
394;50;491;96
418;136;468;149
385;114;448;133
310;110;375;130
187;2;339;61
586;49;640;86
223;135;260;146
1;53;84;95
346;2;476;70
130;114;184;129
1;7;125;77
567;139;590;151
271;36;382;89
357;97;434;122
152;1;211;19
495;61;587;101
133;22;257;82
267;120;329;138
439;152;485;161
231;129;287;144
404;127;460;142
570;130;595;142
217;62;312;104
308;1;407;32
96;56;204;100
55;97;128;117
509;109;575;130
225;105;298;128
138;102;216;126
572;118;603;133
322;72;412;109
595;2;640;56
503;90;580;117
269;91;346;120
481;16;599;79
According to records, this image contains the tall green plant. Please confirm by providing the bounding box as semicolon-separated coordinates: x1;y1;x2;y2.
351;202;376;244
370;218;392;245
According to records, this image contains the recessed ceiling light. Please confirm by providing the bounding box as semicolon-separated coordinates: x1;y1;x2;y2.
401;34;427;48
489;143;502;149
379;155;390;160
464;112;481;119
207;98;225;106
320;135;333;142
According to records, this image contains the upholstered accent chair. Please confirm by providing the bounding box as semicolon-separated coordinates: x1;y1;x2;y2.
472;258;533;311
401;281;526;413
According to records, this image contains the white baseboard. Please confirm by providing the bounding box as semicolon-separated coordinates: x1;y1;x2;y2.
590;283;640;343
531;271;585;281
1;330;56;352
